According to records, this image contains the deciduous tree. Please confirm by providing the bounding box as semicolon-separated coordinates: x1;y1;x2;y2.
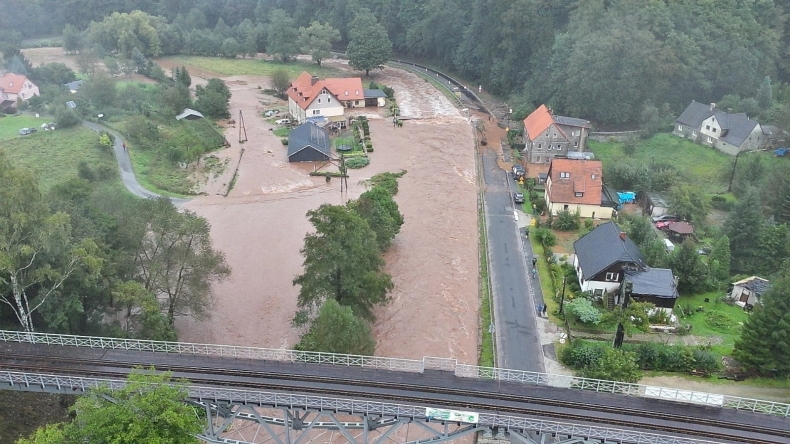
669;183;710;226
668;239;709;294
293;204;393;326
347;10;392;76
347;187;404;252
195;78;231;119
298;21;340;67
0;154;98;332
18;371;204;444
708;235;731;283
295;299;376;355
270;68;291;97
579;347;642;383
133;198;230;325
267;9;299;61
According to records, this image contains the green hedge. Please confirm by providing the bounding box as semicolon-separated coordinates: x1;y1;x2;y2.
560;340;721;376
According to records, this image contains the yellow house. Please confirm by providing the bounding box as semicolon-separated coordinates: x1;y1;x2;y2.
544;158;618;219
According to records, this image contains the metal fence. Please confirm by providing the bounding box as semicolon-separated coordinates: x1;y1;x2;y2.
0;330;424;373
0;370;723;444
2;330;788;418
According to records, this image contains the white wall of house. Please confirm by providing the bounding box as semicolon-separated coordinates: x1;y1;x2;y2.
545;198;614;219
700;115;722;140
288;97;306;123
730;285;760;307
573;255;621;293
304;91;344;118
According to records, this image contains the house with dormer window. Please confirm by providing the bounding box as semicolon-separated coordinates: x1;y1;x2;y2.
573;221;679;310
673;101;765;155
522;104;591;167
287;72;364;127
544;158;618;219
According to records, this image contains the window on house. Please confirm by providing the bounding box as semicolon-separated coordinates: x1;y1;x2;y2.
605;272;618;281
706;125;710;130
692;131;696;136
572;131;579;136
557;145;562;149
318;98;321;104
327;98;331;103
712;128;717;133
678;125;682;131
563;204;569;210
574;142;578;147
575;192;583;197
536;156;541;162
560;172;570;178
537;144;542;149
707;137;712;143
312;110;320;115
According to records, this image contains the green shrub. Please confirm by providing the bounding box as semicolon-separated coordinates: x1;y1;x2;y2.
692;348;721;375
710;195;735;211
705;311;733;331
554;209;581;231
281;138;288;145
560;341;606;369
345;157;370;169
566;298;602;324
533;227;556;247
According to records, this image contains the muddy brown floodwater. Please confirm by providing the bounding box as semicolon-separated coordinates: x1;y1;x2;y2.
175;63;480;364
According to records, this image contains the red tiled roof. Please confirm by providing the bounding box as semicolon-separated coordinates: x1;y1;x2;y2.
0;74;32;95
668;221;694;234
546;158;603;206
523;104;554;141
286;72;363;111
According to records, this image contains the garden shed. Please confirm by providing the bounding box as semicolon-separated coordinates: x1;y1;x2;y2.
624;268;679;310
643;192;670;218
666;221;694;241
288;123;330;162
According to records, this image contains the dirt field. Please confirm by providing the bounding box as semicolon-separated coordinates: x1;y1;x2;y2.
169;61;480;363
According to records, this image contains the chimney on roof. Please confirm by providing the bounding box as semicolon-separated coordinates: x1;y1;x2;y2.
709;103;716;112
311;76;319;85
619;232;627;241
727;108;733;114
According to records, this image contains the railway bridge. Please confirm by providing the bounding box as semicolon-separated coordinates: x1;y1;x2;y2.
0;331;788;444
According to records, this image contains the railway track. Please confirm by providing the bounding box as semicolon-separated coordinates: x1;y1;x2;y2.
1;345;787;444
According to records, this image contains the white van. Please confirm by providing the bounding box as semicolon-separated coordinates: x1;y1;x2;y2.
663;238;675;252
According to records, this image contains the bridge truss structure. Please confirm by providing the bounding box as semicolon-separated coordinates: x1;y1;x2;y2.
0;371;723;444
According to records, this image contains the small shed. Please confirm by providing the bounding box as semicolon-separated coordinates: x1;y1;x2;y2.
667;221;694;241
624;268;679;310
288;123;330;162
643;192;670;218
176;108;204;121
64;80;83;93
729;276;771;307
363;89;387;107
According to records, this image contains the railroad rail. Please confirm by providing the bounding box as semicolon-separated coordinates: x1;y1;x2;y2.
1;341;789;443
0;330;786;418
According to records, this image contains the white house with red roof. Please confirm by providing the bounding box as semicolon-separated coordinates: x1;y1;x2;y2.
0;73;40;107
287;72;364;126
545;158;619;219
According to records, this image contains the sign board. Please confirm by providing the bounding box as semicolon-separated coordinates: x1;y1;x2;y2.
425;408;479;424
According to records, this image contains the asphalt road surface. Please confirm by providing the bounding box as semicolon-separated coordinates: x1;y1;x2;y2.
481;151;544;372
83;121;189;205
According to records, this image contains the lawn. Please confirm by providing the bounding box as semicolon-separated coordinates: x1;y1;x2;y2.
674;291;749;355
0;126;117;191
0;115;49;141
168;56;347;78
588;133;734;193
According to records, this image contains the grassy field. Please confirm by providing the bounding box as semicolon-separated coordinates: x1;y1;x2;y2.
167;56;347;78
588;133;734;193
674;291;749;355
0;126;117;191
0;115;50;141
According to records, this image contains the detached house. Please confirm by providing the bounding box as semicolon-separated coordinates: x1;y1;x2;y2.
544;158;618;219
729;276;771;308
0;73;40;108
674;101;765;155
287;72;364;127
523;104;591;166
573;221;679;310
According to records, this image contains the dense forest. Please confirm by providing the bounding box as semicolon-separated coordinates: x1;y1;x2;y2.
3;0;790;126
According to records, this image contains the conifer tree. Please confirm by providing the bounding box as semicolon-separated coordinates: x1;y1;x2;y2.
734;276;790;376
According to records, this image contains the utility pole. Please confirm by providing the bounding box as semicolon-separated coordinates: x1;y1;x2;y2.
238;110;248;144
613;280;632;349
558;276;567;315
727;149;743;192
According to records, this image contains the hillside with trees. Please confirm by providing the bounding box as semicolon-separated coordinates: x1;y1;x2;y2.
2;0;790;127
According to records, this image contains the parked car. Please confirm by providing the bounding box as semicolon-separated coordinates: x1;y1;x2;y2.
512;164;525;174
18;127;36;135
264;110;281;117
651;214;678;223
655;220;673;230
275;118;291;125
514;192;525;204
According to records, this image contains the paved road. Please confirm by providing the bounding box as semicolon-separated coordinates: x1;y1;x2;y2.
481;151;544;372
82;122;189;205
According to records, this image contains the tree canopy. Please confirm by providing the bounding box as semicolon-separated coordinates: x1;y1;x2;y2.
295;299;376;355
346;10;392;76
298;21;341;66
734;276;790;376
18;371;203;444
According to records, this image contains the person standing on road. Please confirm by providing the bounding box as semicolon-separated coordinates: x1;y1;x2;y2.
542;304;547;317
532;257;537;267
532;267;537;279
122;142;126;151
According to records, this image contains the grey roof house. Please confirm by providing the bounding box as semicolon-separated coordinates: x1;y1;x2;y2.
288;123;330;162
573;221;679;309
729;276;771;307
673;101;764;155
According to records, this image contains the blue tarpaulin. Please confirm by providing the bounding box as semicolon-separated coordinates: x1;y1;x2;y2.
617;191;636;204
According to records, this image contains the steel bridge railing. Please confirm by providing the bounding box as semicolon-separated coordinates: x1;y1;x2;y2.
0;370;723;444
2;330;788;418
